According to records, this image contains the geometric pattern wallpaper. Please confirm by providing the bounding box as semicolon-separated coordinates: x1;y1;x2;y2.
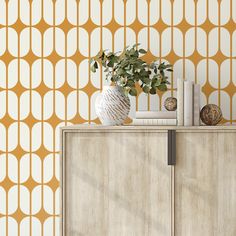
0;0;236;235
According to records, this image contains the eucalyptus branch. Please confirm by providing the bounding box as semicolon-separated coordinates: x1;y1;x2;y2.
90;44;173;96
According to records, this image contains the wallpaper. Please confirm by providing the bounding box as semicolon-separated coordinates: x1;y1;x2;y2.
0;0;236;235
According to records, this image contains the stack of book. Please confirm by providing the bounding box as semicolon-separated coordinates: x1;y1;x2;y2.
177;78;200;126
132;78;201;126
132;111;177;126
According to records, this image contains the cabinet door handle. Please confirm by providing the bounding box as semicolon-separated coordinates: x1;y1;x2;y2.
168;130;176;165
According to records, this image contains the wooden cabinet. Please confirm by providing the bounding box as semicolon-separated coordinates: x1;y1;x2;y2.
61;126;236;236
175;132;236;236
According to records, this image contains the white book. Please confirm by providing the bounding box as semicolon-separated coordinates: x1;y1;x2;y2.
132;119;177;126
177;78;184;126
136;111;177;119
193;84;200;126
184;80;193;126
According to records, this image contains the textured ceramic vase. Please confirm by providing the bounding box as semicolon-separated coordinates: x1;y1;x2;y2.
95;86;130;125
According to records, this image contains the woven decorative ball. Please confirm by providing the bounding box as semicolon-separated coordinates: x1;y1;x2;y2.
164;97;177;111
200;104;222;125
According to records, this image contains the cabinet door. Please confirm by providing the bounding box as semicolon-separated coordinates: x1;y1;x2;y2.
63;131;172;236
175;132;236;236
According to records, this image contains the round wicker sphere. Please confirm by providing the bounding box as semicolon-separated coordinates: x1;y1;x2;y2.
200;104;222;125
164;97;177;111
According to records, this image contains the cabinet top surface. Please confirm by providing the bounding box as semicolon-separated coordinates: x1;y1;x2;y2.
61;124;236;132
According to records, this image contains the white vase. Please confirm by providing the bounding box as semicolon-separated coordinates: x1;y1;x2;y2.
95;86;130;125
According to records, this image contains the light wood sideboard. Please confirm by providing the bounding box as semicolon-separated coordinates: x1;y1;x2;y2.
60;125;236;236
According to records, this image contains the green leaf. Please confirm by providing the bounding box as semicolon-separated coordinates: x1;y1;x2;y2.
107;59;115;67
167;69;173;72
113;56;119;63
107;52;114;57
134;74;140;81
150;63;155;69
123;87;130;97
132;43;140;48
90;65;96;73
151;78;157;85
133;50;139;58
143;85;150;93
127;79;135;87
126;70;134;75
94;61;98;69
117;68;125;75
117;77;127;86
129;48;135;56
139;49;147;54
140;70;150;77
129;87;137;96
150;87;156;94
142;77;151;84
165;64;173;68
154;79;161;87
158;64;166;70
157;84;167;91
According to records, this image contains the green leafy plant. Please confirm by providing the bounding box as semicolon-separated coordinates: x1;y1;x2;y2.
90;44;173;96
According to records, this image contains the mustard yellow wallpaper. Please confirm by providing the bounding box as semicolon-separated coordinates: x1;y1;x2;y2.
0;0;236;235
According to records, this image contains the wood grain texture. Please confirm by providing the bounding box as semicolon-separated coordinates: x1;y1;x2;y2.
61;124;236;132
175;132;236;236
61;125;236;236
63;131;172;236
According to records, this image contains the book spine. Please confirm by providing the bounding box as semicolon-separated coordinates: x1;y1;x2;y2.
136;111;177;119
193;84;200;126
177;78;184;126
184;81;193;126
132;119;177;126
